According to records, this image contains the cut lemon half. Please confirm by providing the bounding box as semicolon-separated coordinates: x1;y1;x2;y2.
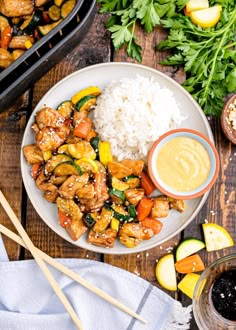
190;5;222;28
186;0;209;13
155;254;177;291
202;223;234;252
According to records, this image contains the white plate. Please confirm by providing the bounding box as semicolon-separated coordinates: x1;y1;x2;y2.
21;62;213;254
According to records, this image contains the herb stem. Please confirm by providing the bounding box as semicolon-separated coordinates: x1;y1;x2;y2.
202;29;227;103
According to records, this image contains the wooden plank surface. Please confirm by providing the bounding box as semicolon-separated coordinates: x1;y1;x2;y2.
0;6;235;330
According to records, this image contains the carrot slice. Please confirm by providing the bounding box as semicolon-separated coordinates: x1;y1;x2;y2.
86;129;97;141
175;254;205;274
137;197;154;221
1;26;12;49
140;171;156;196
141;217;163;234
58;209;72;228
73;117;92;138
31;163;42;180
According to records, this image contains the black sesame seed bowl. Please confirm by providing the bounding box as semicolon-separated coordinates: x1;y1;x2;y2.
193;253;236;330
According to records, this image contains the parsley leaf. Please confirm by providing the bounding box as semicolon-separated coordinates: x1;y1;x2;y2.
157;6;236;116
97;0;188;62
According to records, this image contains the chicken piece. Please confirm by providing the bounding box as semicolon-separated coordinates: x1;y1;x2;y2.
31;123;40;134
119;235;142;248
65;133;81;144
22;144;44;164
94;171;108;200
35;0;50;6
43;189;58;203
107;161;133;179
56;197;87;240
151;196;170;218
76;183;95;200
36;126;70;152
35;167;58;191
0;0;34;17
124;188;145;206
67;141;96;159
73;109;88;127
168;197;185;213
87;228;117;248
92;207;113;233
120;160;145;176
49;175;68;186
9;35;34;49
0;48;14;69
79;196;107;213
12;49;25;60
58;174;89;200
36;107;66;129
66;219;88;241
119;223;154;240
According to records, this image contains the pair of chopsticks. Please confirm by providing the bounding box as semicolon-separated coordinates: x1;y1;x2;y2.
0;190;147;329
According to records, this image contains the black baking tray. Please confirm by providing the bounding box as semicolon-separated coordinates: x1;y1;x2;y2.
0;0;96;112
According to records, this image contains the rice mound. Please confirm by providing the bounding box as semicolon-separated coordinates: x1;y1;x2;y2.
93;75;184;160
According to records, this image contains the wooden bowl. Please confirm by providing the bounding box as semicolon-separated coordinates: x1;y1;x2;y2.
221;94;236;144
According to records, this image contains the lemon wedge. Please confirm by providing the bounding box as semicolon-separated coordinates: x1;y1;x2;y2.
155;254;177;291
202;223;234;252
186;0;209;13
190;5;222;28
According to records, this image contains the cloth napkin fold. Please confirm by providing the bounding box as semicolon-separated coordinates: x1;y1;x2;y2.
0;234;192;330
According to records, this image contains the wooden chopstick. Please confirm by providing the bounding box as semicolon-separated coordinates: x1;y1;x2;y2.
0;191;83;330
0;196;147;324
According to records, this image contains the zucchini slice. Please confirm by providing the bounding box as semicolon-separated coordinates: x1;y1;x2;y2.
37;19;62;36
75;95;97;112
57;100;73;118
83;213;96;227
109;188;126;204
20;10;42;34
127;205;137;219
112;204;133;222
124;175;141;189
61;0;76;19
110;217;120;231
48;5;61;21
54;161;82;176
71;86;101;105
175;238;206;261
54;0;65;6
90;136;100;158
111;176;129;191
45;154;71;173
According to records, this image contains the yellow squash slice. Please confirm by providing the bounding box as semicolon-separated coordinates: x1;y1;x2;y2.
202;223;234;252
155;254;177;291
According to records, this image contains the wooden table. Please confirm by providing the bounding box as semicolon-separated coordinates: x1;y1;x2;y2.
0;6;235;330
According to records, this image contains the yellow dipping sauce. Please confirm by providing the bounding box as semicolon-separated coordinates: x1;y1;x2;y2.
156;137;210;192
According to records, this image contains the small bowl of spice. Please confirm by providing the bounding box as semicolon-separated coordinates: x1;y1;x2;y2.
148;128;219;200
221;94;236;144
193;253;236;329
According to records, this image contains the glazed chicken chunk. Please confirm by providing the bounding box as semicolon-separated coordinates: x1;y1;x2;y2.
0;0;34;17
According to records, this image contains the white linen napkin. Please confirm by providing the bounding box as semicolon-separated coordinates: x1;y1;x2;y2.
0;234;192;330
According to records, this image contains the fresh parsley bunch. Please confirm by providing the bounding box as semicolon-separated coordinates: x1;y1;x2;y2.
157;1;236;116
97;0;188;62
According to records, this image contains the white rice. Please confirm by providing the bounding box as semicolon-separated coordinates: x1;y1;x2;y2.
93;75;184;160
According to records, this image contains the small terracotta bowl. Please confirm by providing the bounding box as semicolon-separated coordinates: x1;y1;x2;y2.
221;94;236;144
148;128;220;200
